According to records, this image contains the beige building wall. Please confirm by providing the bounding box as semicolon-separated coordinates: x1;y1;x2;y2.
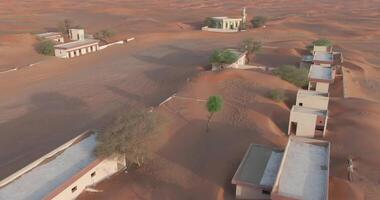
236;184;271;200
296;94;329;110
309;81;330;93
288;111;318;137
46;156;125;200
54;49;69;58
69;29;85;41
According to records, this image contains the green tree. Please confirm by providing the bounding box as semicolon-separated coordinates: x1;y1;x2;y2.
251;16;267;28
272;65;309;87
94;29;115;40
203;17;216;27
206;95;223;132
210;49;239;65
241;38;262;63
268;89;287;102
95;109;161;168
306;39;332;51
35;40;55;56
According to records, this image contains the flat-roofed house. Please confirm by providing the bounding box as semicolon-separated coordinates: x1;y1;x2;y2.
37;32;64;43
308;64;335;93
212;49;247;71
232;144;284;199
0;131;126;200
313;52;334;66
69;28;85;41
271;136;330;200
288;105;328;137
296;89;329;110
54;39;99;58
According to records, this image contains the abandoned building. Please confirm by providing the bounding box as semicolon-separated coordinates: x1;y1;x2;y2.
0;131;126;200
232;137;330;200
202;8;247;32
54;39;99;58
69;28;85;41
211;49;247;71
271;136;330;200
36;32;64;43
231;144;284;199
288;105;328;137
313;51;334;66
296;89;329;110
308;64;335;93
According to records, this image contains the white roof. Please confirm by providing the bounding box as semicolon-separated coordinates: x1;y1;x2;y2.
54;39;99;50
309;65;333;81
0;134;97;200
37;32;62;38
292;105;327;116
274;137;330;200
313;52;333;62
297;89;329;98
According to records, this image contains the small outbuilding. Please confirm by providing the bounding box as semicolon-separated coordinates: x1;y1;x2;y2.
69;28;85;41
296;89;329;110
37;32;64;43
232;144;284;199
288;105;328;137
211;49;247;71
0;131;126;200
308;64;335;93
271;136;330;200
54;39;99;58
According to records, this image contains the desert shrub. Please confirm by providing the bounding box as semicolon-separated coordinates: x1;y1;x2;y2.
268;89;286;102
251;16;267;28
95;109;163;167
203;17;216;27
35;40;55;56
210;49;239;64
94;29;115;40
272;65;309;87
306;39;333;51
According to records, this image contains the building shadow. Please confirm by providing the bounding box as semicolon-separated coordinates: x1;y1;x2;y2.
0;92;91;179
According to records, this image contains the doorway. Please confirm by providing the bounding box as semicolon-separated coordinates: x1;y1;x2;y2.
290;122;297;135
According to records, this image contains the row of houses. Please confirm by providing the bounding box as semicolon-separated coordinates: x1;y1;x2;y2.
37;28;100;59
231;44;343;200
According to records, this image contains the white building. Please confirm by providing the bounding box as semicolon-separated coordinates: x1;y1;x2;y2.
69;28;85;41
308;64;335;93
296;89;329;110
313;45;332;54
232;144;284;199
37;32;64;43
211;49;247;71
0;131;126;200
271;136;330;200
202;8;247;32
54;39;99;58
288;105;328;138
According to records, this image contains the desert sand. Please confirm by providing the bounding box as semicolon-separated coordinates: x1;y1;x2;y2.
0;0;379;199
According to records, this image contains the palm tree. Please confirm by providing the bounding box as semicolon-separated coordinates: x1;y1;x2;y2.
206;95;223;132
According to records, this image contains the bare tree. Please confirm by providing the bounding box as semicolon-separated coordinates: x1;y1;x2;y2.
95;109;162;168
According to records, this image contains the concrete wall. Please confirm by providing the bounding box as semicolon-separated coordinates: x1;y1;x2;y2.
46;156;125;200
309;81;330;93
296;95;329;110
69;29;85;41
54;49;68;58
235;184;271;200
288;111;317;137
